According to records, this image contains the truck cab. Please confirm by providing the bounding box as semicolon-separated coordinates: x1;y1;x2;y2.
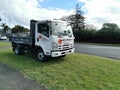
33;20;74;60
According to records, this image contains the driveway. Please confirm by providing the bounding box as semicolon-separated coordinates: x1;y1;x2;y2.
75;43;120;60
0;40;47;90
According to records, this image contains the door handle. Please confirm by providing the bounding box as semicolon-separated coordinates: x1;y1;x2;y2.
37;38;39;42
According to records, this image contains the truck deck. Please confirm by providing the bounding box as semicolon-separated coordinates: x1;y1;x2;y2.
10;36;33;45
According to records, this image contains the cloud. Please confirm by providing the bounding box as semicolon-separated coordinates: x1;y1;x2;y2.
0;0;74;28
2;0;120;29
78;0;120;29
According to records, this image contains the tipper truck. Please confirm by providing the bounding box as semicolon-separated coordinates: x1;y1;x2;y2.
10;19;74;61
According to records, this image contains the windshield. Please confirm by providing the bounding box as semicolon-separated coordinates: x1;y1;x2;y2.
51;21;73;36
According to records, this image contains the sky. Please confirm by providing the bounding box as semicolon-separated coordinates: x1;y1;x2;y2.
0;0;120;29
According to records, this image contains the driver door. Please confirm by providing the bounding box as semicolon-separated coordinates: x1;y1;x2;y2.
35;22;51;56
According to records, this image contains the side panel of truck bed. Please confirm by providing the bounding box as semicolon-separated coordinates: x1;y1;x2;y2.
10;37;33;45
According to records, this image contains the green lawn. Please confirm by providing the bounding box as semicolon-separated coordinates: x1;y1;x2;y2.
0;49;120;90
0;41;11;46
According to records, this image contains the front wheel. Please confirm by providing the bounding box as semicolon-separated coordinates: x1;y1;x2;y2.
37;49;46;62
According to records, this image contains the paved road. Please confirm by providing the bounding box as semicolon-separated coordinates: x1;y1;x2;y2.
75;43;120;60
0;40;47;90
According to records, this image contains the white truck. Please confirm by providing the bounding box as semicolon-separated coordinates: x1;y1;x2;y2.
10;19;74;61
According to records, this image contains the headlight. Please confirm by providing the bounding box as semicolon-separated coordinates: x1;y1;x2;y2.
52;42;58;51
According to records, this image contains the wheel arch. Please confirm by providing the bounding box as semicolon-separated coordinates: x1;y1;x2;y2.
35;46;45;54
12;42;25;52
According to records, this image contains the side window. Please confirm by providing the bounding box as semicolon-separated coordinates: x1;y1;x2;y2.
38;23;49;37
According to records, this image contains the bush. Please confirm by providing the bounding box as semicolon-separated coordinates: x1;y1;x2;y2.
73;28;120;44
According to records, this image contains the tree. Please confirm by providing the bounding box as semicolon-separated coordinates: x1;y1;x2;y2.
74;4;85;31
61;4;85;31
102;23;118;31
12;25;29;33
0;23;9;33
95;23;120;43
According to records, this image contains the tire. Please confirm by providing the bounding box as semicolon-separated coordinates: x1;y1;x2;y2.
37;49;46;62
15;45;24;55
15;46;21;55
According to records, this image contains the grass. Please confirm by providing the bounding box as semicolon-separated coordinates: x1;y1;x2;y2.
0;49;120;90
0;41;11;46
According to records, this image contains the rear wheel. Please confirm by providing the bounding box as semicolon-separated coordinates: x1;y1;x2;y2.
37;49;46;62
14;45;24;55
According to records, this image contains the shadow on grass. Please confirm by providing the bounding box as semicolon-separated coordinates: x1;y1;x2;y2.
25;52;66;63
0;50;66;66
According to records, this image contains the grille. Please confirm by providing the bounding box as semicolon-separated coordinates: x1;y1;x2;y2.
63;44;69;50
59;44;70;50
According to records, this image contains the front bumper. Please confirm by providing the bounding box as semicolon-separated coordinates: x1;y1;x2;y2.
51;48;75;57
